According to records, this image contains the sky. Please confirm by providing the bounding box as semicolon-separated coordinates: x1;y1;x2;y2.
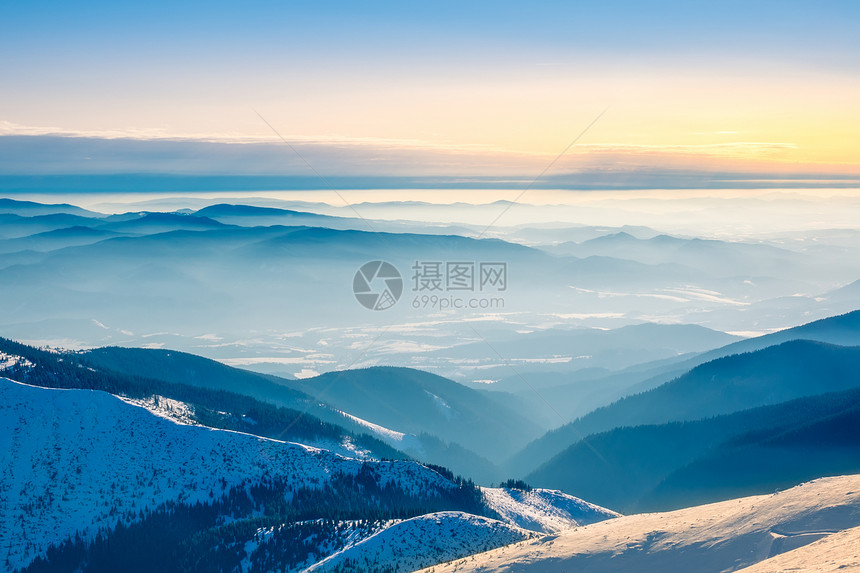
1;1;859;184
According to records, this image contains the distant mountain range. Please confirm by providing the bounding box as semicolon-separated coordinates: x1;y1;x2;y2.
506;310;860;511
3;198;858;366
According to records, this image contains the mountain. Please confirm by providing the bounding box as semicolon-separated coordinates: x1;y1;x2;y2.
304;512;534;573
0;198;100;217
0;226;124;254
481;486;619;533
640;309;860;391
3;338;521;482
698;309;860;360
525;387;860;512
0;337;404;461
563;308;860;420
448;323;742;389
77;346;514;480
551;231;820;281
94;212;232;234
509;338;860;477
0;213;103;240
0;222;558;337
0;200;801;383
455;323;741;427
81;345;313;405
491;353;718;429
288;366;544;461
508;224;660;245
644;392;860;511
0;378;462;571
2;377;618;572
421;475;860;573
194;203;356;229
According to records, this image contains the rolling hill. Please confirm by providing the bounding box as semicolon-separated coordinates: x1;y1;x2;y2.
509;334;860;477
526;387;860;512
287;366;545;462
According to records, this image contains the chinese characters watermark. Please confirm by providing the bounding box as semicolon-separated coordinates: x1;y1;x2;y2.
354;260;507;311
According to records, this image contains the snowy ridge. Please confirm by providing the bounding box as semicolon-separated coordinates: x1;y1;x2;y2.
306;511;536;573
239;519;398;573
425;390;453;420
0;378;457;570
339;409;406;441
122;395;375;459
338;409;425;454
481;486;620;533
119;394;199;425
0;351;34;371
423;475;860;573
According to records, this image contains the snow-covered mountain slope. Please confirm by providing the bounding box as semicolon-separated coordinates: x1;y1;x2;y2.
734;524;860;573
123;393;376;459
307;511;536;573
0;351;34;370
421;475;860;573
481;487;619;533
239;519;398;573
338;408;424;454
0;378;456;570
119;394;199;425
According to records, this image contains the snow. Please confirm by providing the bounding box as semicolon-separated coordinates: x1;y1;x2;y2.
120;394;199;425
337;409;425;453
425;389;453;420
240;519;397;573
306;511;536;573
0;378;458;570
0;352;34;371
339;409;406;441
422;475;860;573
120;394;374;459
305;436;376;460
734;524;860;573
481;487;619;533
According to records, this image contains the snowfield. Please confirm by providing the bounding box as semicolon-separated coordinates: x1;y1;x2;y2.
734;524;860;572
481;486;619;533
421;475;860;573
0;378;456;570
306;511;536;573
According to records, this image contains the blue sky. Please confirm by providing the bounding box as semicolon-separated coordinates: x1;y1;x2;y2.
1;1;859;182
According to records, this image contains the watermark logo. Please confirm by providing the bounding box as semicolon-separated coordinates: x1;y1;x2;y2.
353;261;403;310
354;260;507;311
411;261;507;292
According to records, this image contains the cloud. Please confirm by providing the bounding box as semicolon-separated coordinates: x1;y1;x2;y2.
577;141;800;158
0;128;857;189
